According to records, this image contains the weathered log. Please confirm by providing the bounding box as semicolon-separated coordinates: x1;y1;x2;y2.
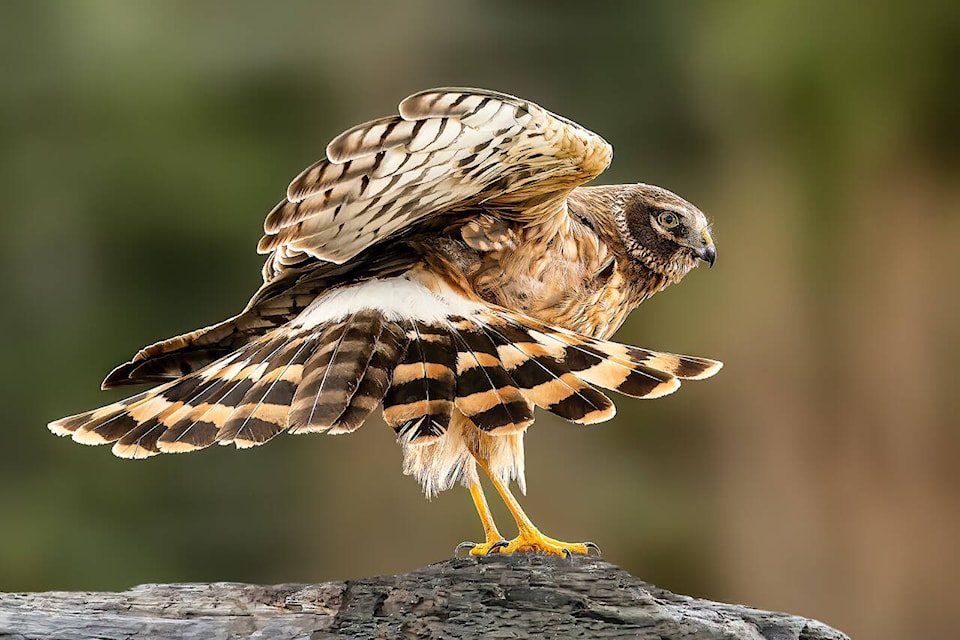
0;554;848;639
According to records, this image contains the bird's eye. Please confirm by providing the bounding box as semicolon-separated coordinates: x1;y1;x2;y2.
657;211;679;229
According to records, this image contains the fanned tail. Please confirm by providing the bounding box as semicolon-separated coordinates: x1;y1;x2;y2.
456;306;721;426
51;330;313;457
49;281;721;459
490;307;722;391
48;316;407;458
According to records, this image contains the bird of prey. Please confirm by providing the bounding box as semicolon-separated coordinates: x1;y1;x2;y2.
50;88;721;557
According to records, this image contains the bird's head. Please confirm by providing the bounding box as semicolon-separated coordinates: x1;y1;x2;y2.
616;184;716;279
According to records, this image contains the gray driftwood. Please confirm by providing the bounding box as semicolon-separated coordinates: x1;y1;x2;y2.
0;554;848;639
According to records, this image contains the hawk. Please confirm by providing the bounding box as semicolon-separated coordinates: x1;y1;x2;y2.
50;88;721;557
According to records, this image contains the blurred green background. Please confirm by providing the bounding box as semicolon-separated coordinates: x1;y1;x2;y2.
2;1;958;638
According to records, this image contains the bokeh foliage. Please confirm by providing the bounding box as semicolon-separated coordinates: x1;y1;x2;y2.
1;2;958;639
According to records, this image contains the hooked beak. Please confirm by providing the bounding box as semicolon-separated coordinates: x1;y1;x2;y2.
694;229;716;268
696;244;716;268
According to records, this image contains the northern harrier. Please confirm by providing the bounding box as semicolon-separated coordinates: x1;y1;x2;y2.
50;88;721;557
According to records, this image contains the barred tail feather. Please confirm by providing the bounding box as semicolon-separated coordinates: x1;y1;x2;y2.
329;322;407;434
48;310;412;457
113;331;297;457
100;315;272;389
216;334;318;448
476;320;615;424
153;348;275;454
383;321;457;443
48;278;723;461
49;328;319;457
49;387;159;441
288;312;385;434
447;318;534;434
492;308;722;400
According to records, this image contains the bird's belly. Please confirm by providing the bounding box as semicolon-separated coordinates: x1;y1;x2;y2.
475;264;632;341
522;267;636;340
540;289;634;339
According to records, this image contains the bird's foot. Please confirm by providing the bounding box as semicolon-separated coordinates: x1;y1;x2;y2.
455;537;511;557
454;526;512;557
479;526;601;558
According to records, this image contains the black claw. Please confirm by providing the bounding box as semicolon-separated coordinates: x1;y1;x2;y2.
562;548;572;559
454;541;477;558
486;540;510;554
584;542;602;557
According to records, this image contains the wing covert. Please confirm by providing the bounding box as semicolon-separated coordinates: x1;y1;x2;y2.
257;88;612;271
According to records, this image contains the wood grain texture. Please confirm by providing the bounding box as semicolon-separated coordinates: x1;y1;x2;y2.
0;555;849;639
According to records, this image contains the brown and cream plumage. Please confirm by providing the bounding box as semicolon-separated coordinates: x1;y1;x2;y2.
50;88;721;556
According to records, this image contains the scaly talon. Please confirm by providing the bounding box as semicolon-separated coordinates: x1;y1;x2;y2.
486;540;510;554
456;538;509;556
487;526;596;557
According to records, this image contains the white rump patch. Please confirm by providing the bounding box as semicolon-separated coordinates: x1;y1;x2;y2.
293;277;485;328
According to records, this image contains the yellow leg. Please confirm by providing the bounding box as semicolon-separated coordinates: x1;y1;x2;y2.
476;459;599;557
455;478;508;556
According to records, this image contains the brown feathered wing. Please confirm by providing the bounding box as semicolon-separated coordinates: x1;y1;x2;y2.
258;87;613;278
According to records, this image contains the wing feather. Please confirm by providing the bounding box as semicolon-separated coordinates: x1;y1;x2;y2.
49;274;723;462
258;88;612;268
